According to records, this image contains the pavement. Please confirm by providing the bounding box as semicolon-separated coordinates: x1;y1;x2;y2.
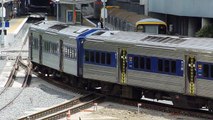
0;16;29;87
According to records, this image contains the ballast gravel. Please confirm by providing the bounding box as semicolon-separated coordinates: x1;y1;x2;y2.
0;77;77;120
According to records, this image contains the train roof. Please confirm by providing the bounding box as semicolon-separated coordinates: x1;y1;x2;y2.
86;30;213;53
30;20;92;37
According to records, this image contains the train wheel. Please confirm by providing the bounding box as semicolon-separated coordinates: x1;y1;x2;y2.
210;108;213;112
132;88;142;100
208;101;213;112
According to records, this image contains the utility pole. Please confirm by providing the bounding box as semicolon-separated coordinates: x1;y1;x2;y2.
56;0;59;21
101;0;107;29
103;0;105;28
1;0;4;47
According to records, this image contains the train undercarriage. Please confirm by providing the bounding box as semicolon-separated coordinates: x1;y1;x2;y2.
32;62;213;112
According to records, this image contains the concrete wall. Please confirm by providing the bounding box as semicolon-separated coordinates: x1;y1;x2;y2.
149;0;213;18
111;1;144;15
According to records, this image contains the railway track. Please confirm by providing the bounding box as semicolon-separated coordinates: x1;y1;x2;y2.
107;96;213;119
4;55;32;88
31;71;213;119
18;93;104;120
0;55;32;112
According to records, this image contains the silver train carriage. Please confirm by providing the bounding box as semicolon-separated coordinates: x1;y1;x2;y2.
83;30;213;110
29;20;102;77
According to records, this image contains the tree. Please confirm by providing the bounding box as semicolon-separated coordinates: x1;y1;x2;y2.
196;24;213;38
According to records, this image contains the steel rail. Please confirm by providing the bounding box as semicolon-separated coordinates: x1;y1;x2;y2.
18;94;104;120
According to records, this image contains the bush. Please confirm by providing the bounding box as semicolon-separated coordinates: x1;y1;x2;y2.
196;24;213;38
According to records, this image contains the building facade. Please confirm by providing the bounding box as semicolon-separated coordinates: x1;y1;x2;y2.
148;0;213;36
109;0;213;36
55;0;94;24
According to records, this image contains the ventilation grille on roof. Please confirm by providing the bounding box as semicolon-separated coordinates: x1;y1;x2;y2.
141;36;186;44
92;31;105;36
49;24;68;30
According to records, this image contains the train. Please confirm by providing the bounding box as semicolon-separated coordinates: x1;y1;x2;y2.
29;20;213;112
107;8;167;34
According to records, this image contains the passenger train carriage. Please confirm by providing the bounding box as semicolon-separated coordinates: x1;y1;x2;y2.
29;21;103;76
84;32;213;111
29;20;213;111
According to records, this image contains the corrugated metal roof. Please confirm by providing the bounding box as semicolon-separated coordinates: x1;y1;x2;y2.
86;30;213;53
108;8;149;25
30;20;91;37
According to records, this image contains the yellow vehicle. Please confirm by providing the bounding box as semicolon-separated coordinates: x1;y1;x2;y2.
107;8;167;34
136;18;167;34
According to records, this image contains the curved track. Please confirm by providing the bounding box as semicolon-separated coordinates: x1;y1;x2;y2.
0;22;32;113
18;93;104;120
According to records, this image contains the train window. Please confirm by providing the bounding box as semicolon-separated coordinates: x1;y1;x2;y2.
146;58;151;70
72;48;74;58
158;59;163;72
134;56;139;68
211;65;213;78
85;50;89;62
171;60;176;73
96;52;100;63
67;47;70;57
74;48;77;59
203;64;209;78
101;53;106;64
48;42;51;52
43;41;46;51
85;50;114;66
106;53;111;65
140;57;145;69
51;43;58;54
164;60;170;72
136;25;144;32
70;48;72;58
33;38;39;50
90;51;95;62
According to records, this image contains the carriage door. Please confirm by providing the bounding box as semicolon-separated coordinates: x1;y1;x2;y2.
59;40;63;71
186;55;196;96
39;35;43;64
118;48;127;84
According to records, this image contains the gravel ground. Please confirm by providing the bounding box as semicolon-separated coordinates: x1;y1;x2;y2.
0;60;6;73
88;102;208;120
0;77;79;120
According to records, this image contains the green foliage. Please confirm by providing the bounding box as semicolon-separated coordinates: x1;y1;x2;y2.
196;24;213;38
